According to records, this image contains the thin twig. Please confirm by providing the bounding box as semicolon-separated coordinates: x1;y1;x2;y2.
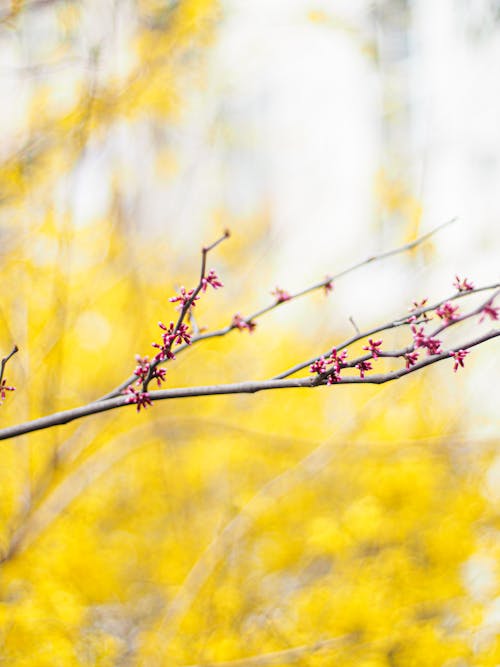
0;345;18;385
220;218;457;324
349;316;360;335
141;230;230;390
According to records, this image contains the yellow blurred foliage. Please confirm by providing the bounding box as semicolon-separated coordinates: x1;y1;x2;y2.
0;2;498;666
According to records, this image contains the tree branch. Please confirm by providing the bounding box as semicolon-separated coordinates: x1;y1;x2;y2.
100;219;456;400
0;345;18;386
275;283;499;379
0;329;496;442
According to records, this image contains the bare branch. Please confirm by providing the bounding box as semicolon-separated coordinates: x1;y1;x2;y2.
349;315;360;335
218;218;457;326
0;345;18;386
0;222;495;443
0;329;496;442
275;282;499;379
101;218;457;400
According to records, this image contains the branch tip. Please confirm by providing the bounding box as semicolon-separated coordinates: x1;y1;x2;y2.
202;230;231;256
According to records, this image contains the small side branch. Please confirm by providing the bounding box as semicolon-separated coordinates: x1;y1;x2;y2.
0;345;18;386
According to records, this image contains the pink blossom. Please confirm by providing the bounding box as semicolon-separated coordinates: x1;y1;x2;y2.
410;325;441;353
450;349;469;372
356;360;373;379
152;342;175;362
326;370;341;385
151;321;191;363
0;379;15;404
133;355;151;383
271;287;291;304
327;348;348;372
201;269;223;292
153;322;177;360
404;351;419;369
422;335;442;356
411;324;426;348
323;277;334;295
133;355;167;387
479;302;499;323
436;301;460;322
362;338;383;359
453;275;474;292
151;367;167;387
158;321;191;346
310;357;327;374
123;386;153;412
173;323;191;345
169;286;199;309
231;313;257;333
158;321;176;346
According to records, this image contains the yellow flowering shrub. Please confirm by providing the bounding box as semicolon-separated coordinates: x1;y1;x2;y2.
0;2;498;666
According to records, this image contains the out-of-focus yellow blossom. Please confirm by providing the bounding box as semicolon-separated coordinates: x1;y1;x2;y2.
0;1;497;665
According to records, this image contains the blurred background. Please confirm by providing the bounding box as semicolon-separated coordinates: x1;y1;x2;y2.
0;1;499;665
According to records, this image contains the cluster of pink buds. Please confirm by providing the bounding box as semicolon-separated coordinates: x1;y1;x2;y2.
479;302;499;323
154;321;192;359
271;287;291;304
356;360;373;379
411;324;442;356
201;269;224;292
363;338;383;359
450;349;469;372
124;386;153;412
133;355;152;383
0;379;15;405
309;357;327;374
323;277;334;295
329;348;348;372
310;347;348;383
169;286;199;310
123;267;224;410
404;350;419;369
133;355;167;387
454;275;474;292
231;313;257;333
436;301;460;322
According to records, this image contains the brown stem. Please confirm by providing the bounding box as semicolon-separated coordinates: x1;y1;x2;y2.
0;345;19;386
